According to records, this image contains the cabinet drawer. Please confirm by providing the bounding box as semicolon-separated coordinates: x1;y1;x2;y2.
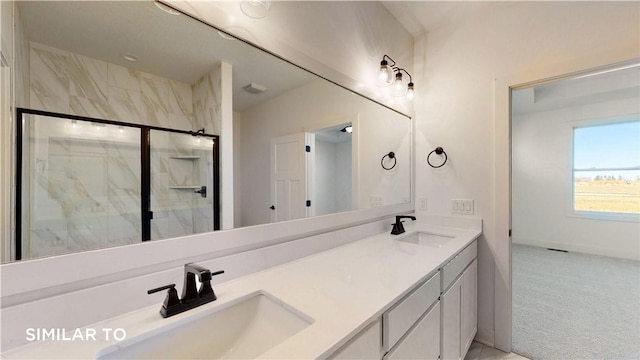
442;240;477;291
384;301;440;360
383;271;440;350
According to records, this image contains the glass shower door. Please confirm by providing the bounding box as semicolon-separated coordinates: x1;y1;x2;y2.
18;111;142;260
148;129;218;241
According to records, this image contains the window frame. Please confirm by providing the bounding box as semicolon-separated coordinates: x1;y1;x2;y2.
566;117;640;223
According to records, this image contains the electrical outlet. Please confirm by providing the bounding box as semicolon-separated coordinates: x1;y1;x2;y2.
418;197;428;210
463;199;474;215
452;199;474;215
451;199;460;214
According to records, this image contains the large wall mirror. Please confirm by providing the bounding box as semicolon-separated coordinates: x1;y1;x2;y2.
9;0;411;262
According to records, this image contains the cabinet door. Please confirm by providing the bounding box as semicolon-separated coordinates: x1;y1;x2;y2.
461;260;477;354
442;275;462;360
329;319;381;360
384;302;440;360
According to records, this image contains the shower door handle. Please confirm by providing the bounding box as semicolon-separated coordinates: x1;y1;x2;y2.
194;186;207;198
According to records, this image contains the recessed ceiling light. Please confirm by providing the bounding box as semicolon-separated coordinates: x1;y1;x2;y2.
240;0;271;19
122;53;139;62
154;2;181;16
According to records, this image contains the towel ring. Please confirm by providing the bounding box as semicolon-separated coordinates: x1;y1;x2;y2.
427;147;447;168
381;151;396;170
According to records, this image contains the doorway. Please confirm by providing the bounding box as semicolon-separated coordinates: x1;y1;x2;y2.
15;108;220;260
510;65;640;359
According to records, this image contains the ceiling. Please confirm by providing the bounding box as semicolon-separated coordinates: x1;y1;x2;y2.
381;1;488;38
17;1;316;111
512;66;640;115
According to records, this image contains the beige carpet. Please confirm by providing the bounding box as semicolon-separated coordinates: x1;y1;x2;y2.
512;244;640;360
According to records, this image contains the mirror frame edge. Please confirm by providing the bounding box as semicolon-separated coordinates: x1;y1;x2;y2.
2;0;416;303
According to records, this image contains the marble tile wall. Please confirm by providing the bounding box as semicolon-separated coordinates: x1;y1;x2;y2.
192;66;222;135
149;132;215;240
25;116;142;258
14;5;29;108
29;42;195;131
24;44;220;258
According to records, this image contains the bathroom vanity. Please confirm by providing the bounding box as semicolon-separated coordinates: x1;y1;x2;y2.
1;219;480;359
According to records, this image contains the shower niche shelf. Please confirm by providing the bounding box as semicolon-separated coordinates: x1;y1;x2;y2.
170;155;200;160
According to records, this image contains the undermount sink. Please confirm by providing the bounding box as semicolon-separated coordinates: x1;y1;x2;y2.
96;291;312;360
397;231;454;248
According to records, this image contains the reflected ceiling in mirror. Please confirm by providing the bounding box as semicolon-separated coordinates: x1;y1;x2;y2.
11;0;411;262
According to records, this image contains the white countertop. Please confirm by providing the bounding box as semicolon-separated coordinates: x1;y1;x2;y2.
2;221;480;359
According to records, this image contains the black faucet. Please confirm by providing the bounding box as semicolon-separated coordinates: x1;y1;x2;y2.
391;215;416;235
148;263;224;318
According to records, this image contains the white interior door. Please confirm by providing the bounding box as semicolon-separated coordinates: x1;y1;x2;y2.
270;133;314;222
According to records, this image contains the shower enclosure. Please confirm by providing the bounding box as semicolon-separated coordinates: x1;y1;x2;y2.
16;108;220;261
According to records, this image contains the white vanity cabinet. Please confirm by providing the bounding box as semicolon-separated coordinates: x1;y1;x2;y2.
329;238;478;360
383;302;440;360
441;241;477;360
329;320;382;360
382;271;441;360
329;272;441;360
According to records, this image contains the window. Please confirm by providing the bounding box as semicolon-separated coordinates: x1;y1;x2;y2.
573;120;640;215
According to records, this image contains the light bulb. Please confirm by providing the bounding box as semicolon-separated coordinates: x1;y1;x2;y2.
394;72;403;91
406;83;415;101
379;60;389;82
379;68;389;81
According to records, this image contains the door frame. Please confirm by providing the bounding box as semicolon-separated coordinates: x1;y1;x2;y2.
15;108;220;260
493;57;639;352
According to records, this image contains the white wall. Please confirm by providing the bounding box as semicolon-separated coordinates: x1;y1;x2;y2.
314;137;352;216
166;0;414;115
238;79;411;227
512;96;640;260
412;1;640;346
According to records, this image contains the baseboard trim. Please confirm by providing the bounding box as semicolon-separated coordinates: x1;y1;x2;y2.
512;237;639;261
475;327;495;348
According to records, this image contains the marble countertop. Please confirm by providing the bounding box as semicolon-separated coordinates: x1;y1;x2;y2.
2;221;480;359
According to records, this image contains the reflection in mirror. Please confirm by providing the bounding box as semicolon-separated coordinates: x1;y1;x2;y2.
9;1;411;262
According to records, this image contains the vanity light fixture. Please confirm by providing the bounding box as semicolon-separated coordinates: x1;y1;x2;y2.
340;125;353;133
394;71;403;91
407;82;415;101
379;55;396;84
240;0;271;19
377;55;415;100
395;68;414;101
